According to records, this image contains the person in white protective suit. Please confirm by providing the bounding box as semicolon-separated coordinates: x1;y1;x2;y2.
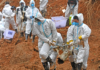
33;11;57;70
66;13;91;70
25;0;40;42
16;0;28;37
2;2;17;32
0;12;2;21
0;18;6;39
49;32;63;69
39;0;48;17
65;0;79;26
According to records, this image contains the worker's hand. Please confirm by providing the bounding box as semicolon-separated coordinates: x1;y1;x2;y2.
48;40;52;45
66;42;69;45
69;42;74;46
78;35;82;40
22;11;25;13
30;16;33;19
51;42;56;46
69;40;74;46
76;39;80;44
48;40;56;46
21;16;24;20
51;40;56;46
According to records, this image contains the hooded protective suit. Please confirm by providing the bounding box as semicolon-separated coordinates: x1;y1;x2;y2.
34;11;57;63
25;0;39;35
39;0;48;12
2;4;17;30
67;13;91;69
65;0;79;19
16;0;27;32
0;12;2;21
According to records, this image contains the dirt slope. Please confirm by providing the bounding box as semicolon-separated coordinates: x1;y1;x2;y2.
0;0;100;70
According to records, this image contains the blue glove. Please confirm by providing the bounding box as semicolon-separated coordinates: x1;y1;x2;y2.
30;16;33;19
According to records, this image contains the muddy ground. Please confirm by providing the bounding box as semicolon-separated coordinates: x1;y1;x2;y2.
0;0;100;70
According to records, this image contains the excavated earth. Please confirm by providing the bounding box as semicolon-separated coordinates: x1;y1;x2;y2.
0;0;100;70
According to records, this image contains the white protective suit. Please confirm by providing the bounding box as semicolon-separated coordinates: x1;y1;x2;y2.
16;0;27;32
39;0;48;12
34;12;57;62
25;0;39;35
67;13;91;69
65;0;79;19
2;4;17;30
49;32;63;64
0;12;2;21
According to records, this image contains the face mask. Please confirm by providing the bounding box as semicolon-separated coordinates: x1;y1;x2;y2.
21;3;24;7
72;22;79;26
31;3;34;7
37;21;42;26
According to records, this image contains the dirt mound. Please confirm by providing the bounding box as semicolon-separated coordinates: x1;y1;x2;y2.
0;0;100;70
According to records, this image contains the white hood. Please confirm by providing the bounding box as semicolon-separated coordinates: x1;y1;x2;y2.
75;13;84;25
29;0;35;7
19;0;26;6
4;4;11;8
71;13;84;25
35;12;45;22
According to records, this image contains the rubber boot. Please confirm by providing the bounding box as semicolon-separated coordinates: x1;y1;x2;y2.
76;63;82;70
20;32;24;37
42;62;49;70
15;29;18;33
32;35;35;43
2;31;4;38
25;33;28;42
71;62;76;70
46;56;53;65
0;31;2;39
29;31;32;39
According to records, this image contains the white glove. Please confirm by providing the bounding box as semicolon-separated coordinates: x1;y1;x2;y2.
51;42;56;46
48;40;56;46
21;16;24;20
69;41;74;46
48;40;52;45
77;39;80;44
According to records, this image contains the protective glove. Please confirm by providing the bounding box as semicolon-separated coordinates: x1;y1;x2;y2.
76;39;80;44
48;40;52;45
48;40;56;46
78;35;82;40
30;16;34;19
30;16;33;19
66;42;69;45
69;40;74;46
51;42;56;46
52;40;56;46
21;16;24;20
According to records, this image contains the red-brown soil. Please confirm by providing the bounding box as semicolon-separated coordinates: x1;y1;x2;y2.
0;0;100;70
